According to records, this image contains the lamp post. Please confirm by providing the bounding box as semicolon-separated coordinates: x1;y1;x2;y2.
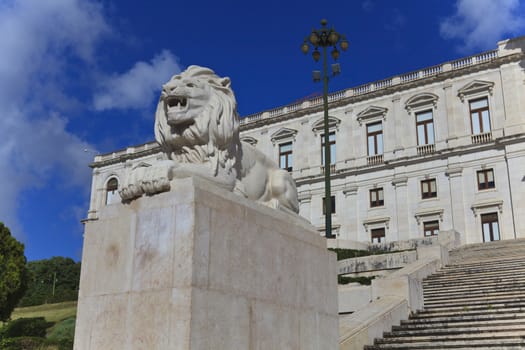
301;19;348;239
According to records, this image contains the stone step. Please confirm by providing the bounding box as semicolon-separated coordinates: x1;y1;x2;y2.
450;246;525;254
397;316;525;330
424;295;525;308
366;241;525;350
384;323;525;337
450;246;525;255
449;253;525;263
449;253;525;264
373;331;525;344
449;239;525;253
421;300;525;313
447;254;525;264
424;267;525;280
424;289;525;302
423;276;525;289
364;338;525;349
424;279;525;291
429;266;525;278
424;286;525;298
450;243;525;255
423;279;525;292
426;268;525;280
402;312;525;324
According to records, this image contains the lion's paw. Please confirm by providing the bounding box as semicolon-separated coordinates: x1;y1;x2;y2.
119;161;175;201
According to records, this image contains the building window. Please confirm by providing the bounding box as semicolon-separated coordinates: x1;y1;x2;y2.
481;212;500;242
470;97;491;134
367;122;383;156
423;221;439;237
322;196;336;215
477;169;495;190
416;110;435;145
370;188;384;207
279;142;293;172
105;177;120;205
421;179;437;199
321;132;336;165
371;228;385;243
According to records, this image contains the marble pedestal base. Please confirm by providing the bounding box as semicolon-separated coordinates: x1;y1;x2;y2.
74;176;338;349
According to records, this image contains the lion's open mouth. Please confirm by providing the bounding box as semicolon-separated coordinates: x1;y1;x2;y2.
166;95;188;109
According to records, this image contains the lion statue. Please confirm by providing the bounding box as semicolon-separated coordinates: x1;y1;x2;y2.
119;65;299;213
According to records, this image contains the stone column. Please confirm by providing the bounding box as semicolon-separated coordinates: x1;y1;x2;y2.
392;95;405;154
342;183;358;241
443;82;456;144
447;166;466;243
392;176;408;241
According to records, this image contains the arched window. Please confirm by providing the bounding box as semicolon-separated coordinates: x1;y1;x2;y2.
105;177;120;205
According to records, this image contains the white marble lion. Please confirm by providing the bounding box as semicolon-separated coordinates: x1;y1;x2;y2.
119;65;299;213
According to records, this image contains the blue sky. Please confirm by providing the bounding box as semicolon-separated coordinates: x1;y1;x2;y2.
1;0;524;261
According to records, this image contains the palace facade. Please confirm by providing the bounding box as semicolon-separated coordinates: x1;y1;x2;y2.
86;36;525;245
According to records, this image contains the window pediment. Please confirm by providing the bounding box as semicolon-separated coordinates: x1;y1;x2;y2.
312;116;341;134
414;208;444;225
270;128;297;144
356;106;388;126
362;216;390;231
241;136;258;146
471;199;503;216
457;80;494;102
405;93;439;113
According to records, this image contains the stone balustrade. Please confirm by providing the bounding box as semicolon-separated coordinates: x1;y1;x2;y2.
239;49;499;127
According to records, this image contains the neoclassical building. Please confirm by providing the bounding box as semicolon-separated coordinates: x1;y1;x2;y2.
86;36;525;246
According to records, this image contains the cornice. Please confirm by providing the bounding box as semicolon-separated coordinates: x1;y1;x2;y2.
239;52;524;132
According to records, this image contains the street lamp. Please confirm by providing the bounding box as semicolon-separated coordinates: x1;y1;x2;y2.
301;19;349;239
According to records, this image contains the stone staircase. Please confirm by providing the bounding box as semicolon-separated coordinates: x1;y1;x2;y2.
364;239;525;349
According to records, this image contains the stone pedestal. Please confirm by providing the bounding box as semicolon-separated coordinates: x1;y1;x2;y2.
74;176;338;350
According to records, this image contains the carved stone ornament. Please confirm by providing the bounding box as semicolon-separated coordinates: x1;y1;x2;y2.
457;80;494;102
356;106;388;126
414;208;444;225
119;65;299;213
405;93;439;113
270;127;298;145
312;116;341;135
362;216;390;232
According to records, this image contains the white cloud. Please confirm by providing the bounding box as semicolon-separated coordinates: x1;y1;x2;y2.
93;50;181;111
0;0;109;239
440;0;525;52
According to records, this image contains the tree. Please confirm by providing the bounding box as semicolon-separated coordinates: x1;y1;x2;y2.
18;257;80;307
0;222;28;321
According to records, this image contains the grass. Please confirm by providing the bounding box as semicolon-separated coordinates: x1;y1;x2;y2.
1;302;77;349
10;301;77;324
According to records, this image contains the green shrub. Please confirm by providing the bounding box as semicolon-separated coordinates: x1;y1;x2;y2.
47;317;75;348
54;337;73;350
329;247;414;261
0;336;47;350
0;317;53;338
328;248;371;261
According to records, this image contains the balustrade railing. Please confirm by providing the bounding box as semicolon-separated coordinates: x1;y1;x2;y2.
367;154;384;166
320;164;336;175
235;49;499;126
417;144;435;155
471;131;493;144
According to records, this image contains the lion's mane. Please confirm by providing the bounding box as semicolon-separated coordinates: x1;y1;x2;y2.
154;66;241;178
